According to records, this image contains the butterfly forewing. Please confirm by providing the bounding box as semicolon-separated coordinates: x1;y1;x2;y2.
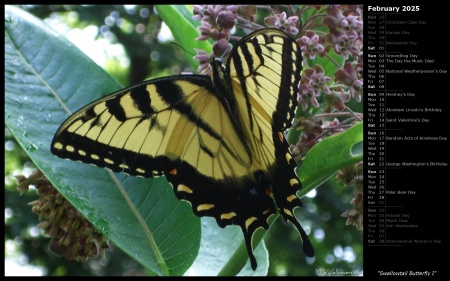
52;76;253;179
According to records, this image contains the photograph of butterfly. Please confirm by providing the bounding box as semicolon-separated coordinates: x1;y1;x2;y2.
5;4;363;276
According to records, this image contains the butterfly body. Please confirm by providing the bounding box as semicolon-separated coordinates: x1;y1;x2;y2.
51;28;314;270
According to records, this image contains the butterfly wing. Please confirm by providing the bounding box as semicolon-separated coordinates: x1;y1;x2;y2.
52;75;255;178
226;28;314;263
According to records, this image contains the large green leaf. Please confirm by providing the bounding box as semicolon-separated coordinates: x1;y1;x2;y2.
298;122;363;196
5;5;200;276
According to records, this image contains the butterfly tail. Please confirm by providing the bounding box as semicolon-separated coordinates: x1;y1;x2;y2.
283;212;315;257
272;175;315;258
242;230;258;270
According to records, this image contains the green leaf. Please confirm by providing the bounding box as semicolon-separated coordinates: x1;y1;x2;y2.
298;122;363;195
5;5;200;276
156;5;212;71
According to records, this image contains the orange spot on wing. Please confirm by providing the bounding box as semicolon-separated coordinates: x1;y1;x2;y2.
278;131;284;142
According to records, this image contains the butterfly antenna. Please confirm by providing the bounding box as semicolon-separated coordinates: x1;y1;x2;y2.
170;42;195;57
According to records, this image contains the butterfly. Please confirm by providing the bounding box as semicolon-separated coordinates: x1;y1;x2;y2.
51;28;314;270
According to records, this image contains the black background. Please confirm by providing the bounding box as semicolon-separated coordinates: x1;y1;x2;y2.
364;2;447;278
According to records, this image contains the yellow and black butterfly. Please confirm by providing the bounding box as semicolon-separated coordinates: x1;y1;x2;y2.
51;28;314;270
